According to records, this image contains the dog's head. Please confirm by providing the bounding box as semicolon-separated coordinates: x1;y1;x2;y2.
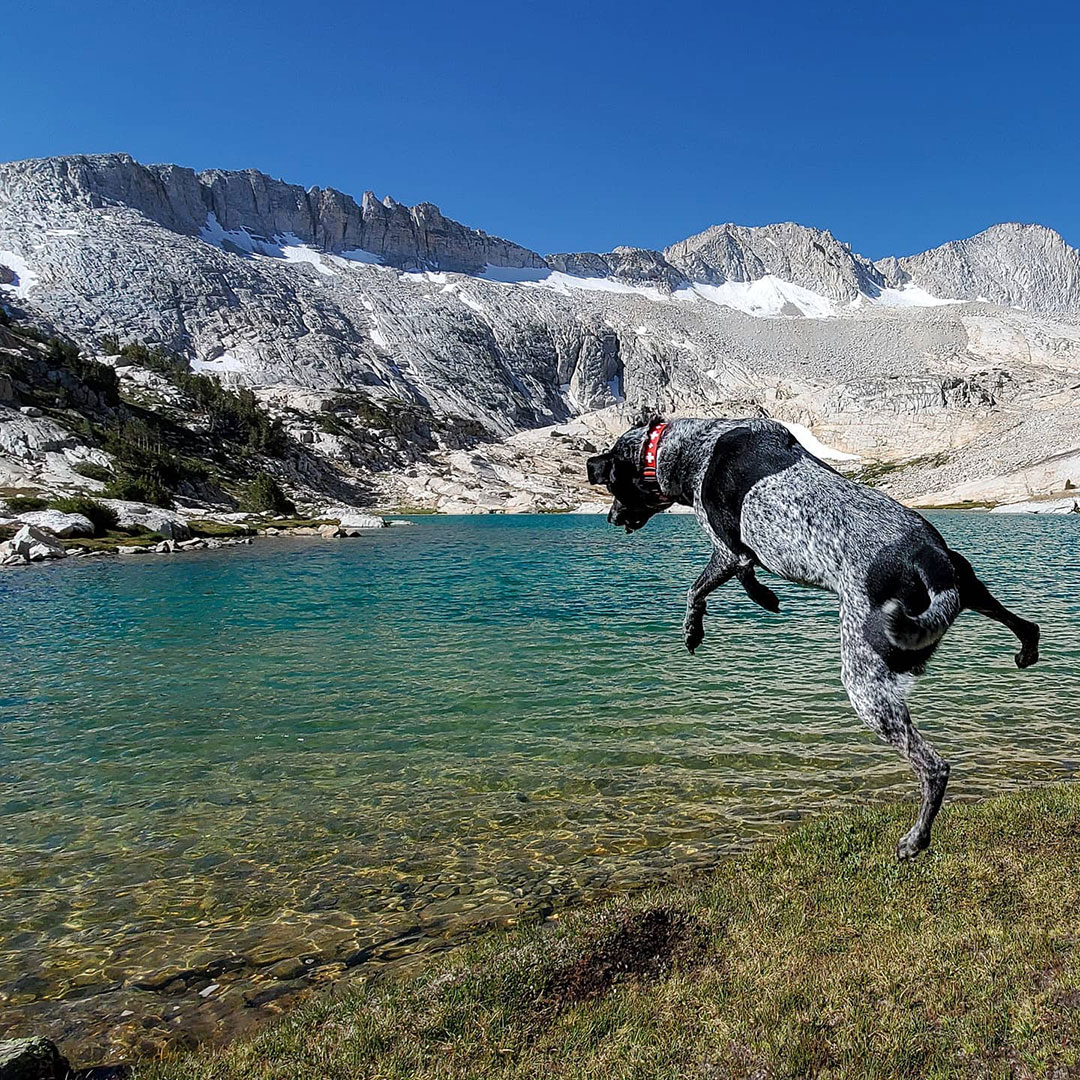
586;419;671;533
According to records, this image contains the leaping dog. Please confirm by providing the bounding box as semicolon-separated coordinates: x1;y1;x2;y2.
587;417;1040;860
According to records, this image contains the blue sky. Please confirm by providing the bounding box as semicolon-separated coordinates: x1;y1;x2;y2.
4;0;1079;259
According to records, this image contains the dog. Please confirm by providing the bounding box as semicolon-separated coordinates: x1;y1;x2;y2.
587;416;1040;860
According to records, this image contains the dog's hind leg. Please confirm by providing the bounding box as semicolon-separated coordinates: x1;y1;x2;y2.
840;623;950;860
683;546;739;653
949;551;1040;668
736;558;781;613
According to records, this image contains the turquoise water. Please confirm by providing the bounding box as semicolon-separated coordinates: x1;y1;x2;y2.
1;512;1078;1059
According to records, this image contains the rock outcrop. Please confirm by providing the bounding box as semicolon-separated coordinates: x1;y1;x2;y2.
11;510;93;537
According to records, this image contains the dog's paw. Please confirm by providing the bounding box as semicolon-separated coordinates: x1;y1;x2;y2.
682;618;705;655
1015;624;1040;668
1015;645;1039;669
896;832;930;862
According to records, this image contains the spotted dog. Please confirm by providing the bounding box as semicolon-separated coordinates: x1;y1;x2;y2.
587;417;1041;859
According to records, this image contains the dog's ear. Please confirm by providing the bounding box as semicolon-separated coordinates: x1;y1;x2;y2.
587;453;615;485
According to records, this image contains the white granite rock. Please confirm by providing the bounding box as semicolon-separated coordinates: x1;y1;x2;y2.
14;509;94;537
989;496;1079;514
11;524;67;561
99;500;192;539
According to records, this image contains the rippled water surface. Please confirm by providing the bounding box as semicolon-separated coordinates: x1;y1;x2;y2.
2;512;1078;1059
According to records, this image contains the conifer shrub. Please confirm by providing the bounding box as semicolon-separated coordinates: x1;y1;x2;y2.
49;496;119;537
240;472;296;515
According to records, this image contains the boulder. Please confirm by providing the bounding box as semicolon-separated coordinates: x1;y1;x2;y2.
14;510;94;538
100;500;192;540
116;545;150;555
990;496;1079;515
319;523;343;538
11;524;67;561
0;539;25;566
338;513;386;529
154;540;176;553
0;1037;70;1080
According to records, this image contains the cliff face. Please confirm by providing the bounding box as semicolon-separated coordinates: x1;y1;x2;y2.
0;154;548;273
1;152;1079;511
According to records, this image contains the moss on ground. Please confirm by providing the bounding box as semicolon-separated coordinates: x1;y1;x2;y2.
187;520;257;538
141;784;1080;1080
63;531;167;551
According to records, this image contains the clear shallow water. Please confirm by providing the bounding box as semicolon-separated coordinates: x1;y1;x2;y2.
1;512;1078;1058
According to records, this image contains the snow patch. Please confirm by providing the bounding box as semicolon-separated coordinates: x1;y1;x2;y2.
199;214;336;276
779;421;860;462
190;351;248;374
872;284;960;308
683;277;838;319
276;235;336;276
336;247;383;266
400;270;450;285
458;292;486;315
0;249;38;297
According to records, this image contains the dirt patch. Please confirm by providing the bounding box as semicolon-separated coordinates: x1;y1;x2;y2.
543;907;708;1008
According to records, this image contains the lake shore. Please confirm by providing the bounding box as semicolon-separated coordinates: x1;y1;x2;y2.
129;784;1080;1080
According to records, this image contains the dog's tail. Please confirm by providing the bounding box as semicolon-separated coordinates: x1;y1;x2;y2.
878;547;961;651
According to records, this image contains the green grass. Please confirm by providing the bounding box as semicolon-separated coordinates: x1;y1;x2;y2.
187;520;258;538
858;452;950;489
140;785;1080;1080
264;517;338;529
62;530;167;551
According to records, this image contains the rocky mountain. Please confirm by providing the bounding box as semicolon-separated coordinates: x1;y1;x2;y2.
1;152;1079;513
876;223;1080;315
664;222;888;302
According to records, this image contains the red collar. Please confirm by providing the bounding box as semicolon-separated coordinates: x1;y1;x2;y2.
642;421;671;501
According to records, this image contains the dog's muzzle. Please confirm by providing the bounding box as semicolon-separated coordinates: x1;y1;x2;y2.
607;502;650;533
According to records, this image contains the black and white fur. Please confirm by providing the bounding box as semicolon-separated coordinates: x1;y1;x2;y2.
587;417;1041;860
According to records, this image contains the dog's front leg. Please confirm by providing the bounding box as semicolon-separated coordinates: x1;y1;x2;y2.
683;547;738;653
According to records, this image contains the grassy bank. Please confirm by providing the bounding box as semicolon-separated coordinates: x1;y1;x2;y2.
143;785;1080;1080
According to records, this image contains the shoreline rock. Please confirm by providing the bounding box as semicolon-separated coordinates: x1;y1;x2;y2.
989;496;1079;515
0;1037;69;1080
